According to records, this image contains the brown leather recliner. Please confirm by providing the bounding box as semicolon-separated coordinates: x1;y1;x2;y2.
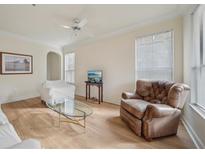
120;80;190;140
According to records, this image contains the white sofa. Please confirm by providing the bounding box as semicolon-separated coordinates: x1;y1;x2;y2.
0;107;41;149
40;80;75;105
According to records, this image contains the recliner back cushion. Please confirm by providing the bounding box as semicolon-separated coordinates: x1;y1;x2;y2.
136;80;153;97
44;80;67;88
136;80;174;104
152;81;174;104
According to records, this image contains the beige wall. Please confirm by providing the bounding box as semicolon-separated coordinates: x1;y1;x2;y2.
64;17;183;104
47;52;61;80
0;33;62;104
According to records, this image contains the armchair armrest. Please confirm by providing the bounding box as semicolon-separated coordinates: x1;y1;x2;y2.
40;87;52;102
168;83;190;109
143;104;181;121
121;92;142;99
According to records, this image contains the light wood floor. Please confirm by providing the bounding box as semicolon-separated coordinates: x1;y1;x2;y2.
2;97;195;149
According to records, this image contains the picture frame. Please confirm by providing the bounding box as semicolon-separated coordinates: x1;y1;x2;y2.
0;52;33;75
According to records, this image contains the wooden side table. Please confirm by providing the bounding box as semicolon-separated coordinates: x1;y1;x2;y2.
85;81;103;104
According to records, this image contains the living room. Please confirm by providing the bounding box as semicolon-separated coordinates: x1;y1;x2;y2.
0;0;204;152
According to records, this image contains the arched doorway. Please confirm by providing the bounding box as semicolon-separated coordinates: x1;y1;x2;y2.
47;51;61;80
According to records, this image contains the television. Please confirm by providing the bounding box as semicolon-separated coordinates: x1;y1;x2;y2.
88;70;103;83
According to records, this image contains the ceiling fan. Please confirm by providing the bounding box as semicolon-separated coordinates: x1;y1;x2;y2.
61;18;90;37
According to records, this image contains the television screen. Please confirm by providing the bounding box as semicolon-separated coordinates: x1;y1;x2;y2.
88;70;103;83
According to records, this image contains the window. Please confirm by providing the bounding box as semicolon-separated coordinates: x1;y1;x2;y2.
64;53;75;84
195;66;205;109
192;5;205;109
135;31;173;81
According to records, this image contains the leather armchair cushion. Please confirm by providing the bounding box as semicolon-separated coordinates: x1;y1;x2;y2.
121;99;151;119
136;80;174;104
136;80;153;97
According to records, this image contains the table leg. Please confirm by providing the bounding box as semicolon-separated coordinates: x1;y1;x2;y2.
86;84;87;100
84;113;86;128
98;86;100;104
88;85;90;99
101;85;103;102
59;111;61;128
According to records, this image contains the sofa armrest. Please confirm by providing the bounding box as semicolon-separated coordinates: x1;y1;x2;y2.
121;92;142;99
143;104;181;121
40;87;52;102
8;139;41;149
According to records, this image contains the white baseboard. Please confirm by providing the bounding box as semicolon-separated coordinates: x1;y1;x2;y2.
0;94;40;104
181;116;205;148
75;94;120;105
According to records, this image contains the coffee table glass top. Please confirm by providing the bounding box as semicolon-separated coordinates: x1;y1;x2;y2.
46;98;93;118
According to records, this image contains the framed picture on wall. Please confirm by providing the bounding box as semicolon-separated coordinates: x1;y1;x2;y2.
0;52;33;74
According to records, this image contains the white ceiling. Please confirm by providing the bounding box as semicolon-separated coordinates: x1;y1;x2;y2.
0;4;194;48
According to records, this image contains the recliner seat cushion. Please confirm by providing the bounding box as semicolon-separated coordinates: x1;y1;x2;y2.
121;99;151;119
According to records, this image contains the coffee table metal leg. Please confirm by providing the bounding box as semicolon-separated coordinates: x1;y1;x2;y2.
54;108;87;128
60;117;86;128
59;105;61;128
58;113;60;127
84;112;86;128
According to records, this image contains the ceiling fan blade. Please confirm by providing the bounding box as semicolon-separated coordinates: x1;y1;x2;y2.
61;25;72;29
78;18;88;28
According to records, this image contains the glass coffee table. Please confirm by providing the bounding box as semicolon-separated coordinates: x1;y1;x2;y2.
46;98;93;128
